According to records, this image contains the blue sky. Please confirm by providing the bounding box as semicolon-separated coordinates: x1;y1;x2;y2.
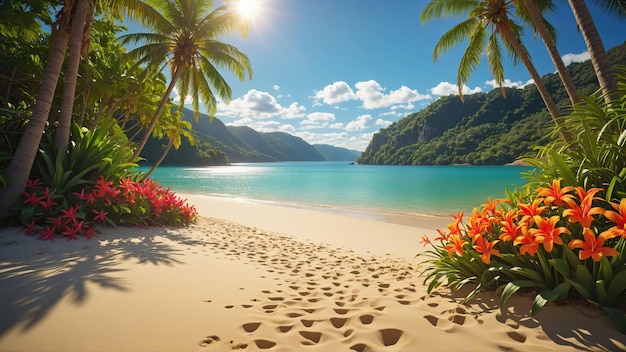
164;0;626;151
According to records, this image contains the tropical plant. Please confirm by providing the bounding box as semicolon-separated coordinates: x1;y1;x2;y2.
568;0;620;103
120;0;253;161
0;0;147;219
419;181;626;332
420;0;569;142
525;66;626;200
143;110;194;178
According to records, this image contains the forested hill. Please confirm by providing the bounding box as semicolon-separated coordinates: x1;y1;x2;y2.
140;109;359;165
357;41;626;166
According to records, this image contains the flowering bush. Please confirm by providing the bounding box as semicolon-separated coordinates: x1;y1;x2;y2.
419;178;626;332
18;176;197;241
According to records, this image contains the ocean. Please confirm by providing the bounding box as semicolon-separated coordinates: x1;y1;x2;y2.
144;162;533;217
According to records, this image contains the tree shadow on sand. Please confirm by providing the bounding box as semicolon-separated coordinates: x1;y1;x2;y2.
433;286;626;351
0;226;205;338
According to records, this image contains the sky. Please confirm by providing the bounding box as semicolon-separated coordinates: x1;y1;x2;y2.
159;0;626;151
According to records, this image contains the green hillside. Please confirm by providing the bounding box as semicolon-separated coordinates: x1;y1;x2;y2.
357;41;626;165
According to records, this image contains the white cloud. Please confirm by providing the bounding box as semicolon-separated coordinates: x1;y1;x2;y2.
345;114;373;132
485;78;535;90
329;122;345;129
307;112;336;122
216;89;306;119
375;118;392;128
430;82;482;96
313;81;357;105
354;80;431;110
294;131;369;151
172;87;191;105
562;51;590;66
273;85;281;91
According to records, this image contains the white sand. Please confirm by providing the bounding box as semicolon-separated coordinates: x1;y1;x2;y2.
0;195;624;351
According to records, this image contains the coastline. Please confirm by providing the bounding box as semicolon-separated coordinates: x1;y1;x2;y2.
1;195;624;351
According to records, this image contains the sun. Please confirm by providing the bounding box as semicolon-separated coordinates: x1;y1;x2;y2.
234;0;261;19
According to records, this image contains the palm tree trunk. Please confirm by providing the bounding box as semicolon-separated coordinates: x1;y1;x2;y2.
0;28;71;218
568;0;617;103
502;28;570;143
131;67;182;161
55;0;92;153
522;0;581;105
143;137;174;179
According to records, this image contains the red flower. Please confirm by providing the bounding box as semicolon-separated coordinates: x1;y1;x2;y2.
37;188;57;211
60;205;79;225
39;226;56;241
18;220;37;236
93;209;108;223
84;227;97;240
26;178;42;190
22;191;44;207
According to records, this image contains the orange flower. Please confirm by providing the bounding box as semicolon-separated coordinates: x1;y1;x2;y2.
563;188;605;228
499;209;521;242
434;229;450;242
604;198;626;238
420;235;431;247
467;208;491;240
447;210;464;236
514;226;542;257
481;197;502;218
530;216;570;252
517;198;548;226
535;178;574;207
472;235;500;265
568;228;619;262
445;234;467;259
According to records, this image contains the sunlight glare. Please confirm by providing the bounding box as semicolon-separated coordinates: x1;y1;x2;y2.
235;0;260;19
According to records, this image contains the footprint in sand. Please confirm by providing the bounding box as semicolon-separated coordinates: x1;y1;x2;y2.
198;335;220;347
299;331;322;344
242;322;261;333
254;339;276;349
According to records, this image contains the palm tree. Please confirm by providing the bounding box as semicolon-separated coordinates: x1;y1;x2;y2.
0;4;72;218
0;0;149;218
55;0;94;154
567;0;619;103
143;110;194;179
120;0;253;161
420;0;569;142
515;0;581;105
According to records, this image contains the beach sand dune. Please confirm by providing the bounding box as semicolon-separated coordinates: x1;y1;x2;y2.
1;196;625;351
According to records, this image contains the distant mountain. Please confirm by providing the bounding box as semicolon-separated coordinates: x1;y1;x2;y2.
313;144;361;161
141;109;327;165
357;41;626;166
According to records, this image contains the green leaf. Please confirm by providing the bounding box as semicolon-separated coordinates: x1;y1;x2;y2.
601;306;626;334
532;283;570;316
599;256;614;284
547;149;577;186
606;270;626;305
500;280;540;306
596;280;608;306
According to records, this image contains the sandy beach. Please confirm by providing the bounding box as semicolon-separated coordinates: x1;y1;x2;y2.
1;194;625;351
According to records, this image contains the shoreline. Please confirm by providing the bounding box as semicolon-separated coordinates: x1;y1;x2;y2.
1;195;625;351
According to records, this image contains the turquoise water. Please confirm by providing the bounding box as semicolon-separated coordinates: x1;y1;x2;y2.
144;162;532;217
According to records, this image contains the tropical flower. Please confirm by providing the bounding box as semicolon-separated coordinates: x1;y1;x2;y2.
445;235;467;259
499;209;521;242
530;215;570;253
472;235;500;264
514;226;542;257
604;198;626;238
568;228;619;262
517;198;548;226
535;178;574;207
563;188;605;228
420;235;431;246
